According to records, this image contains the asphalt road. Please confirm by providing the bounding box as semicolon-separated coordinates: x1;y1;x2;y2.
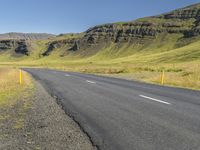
25;68;200;150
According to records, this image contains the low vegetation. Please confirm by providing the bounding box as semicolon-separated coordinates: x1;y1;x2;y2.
0;68;32;105
0;3;200;90
0;67;33;137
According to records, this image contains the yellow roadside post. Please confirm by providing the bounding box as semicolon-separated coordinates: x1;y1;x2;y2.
19;69;22;85
161;70;165;85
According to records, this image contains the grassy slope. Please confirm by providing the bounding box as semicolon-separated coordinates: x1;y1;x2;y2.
0;3;200;90
1;32;199;90
5;32;198;64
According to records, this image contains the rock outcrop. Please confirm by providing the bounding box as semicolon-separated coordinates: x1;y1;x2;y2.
42;38;79;56
63;3;200;51
0;39;30;55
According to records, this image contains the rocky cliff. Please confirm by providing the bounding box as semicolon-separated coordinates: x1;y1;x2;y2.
0;39;30;55
44;3;198;56
80;3;200;45
42;38;79;56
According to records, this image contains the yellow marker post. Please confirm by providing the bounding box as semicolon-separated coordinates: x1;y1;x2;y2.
19;69;22;85
161;70;165;85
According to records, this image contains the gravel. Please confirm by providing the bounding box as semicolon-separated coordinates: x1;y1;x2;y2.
0;80;97;150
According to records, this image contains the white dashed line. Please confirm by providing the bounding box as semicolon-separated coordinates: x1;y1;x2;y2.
65;74;70;77
86;80;96;84
139;95;171;105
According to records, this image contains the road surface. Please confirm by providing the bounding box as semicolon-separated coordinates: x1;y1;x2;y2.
25;68;200;150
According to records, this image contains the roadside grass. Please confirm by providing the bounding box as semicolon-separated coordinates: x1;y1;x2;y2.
18;60;198;90
0;68;32;105
1;59;199;90
103;66;200;90
0;67;33;131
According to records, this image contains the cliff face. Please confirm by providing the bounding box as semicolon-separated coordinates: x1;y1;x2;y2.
0;32;55;56
161;4;200;37
55;3;199;54
83;23;158;44
163;3;200;19
42;38;80;56
0;39;30;55
22;3;200;58
81;5;200;44
53;3;200;49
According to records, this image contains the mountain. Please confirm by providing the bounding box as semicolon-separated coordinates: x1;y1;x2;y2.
0;32;55;40
0;33;55;56
0;3;200;62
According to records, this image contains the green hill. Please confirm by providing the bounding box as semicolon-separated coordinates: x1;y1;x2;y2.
0;3;200;90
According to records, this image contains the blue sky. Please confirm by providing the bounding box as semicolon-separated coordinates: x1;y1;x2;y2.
0;0;199;34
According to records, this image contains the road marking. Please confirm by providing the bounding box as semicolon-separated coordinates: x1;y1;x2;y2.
139;95;171;105
86;80;96;84
65;74;70;77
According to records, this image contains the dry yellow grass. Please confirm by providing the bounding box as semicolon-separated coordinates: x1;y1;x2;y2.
99;63;200;90
0;68;33;132
0;68;32;106
1;60;200;91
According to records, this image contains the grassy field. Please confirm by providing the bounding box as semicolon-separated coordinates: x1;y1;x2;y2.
0;67;34;145
0;68;33;105
0;67;33;132
1;60;199;90
0;33;200;91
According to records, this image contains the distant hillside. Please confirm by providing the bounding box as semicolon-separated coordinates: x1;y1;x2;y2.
35;2;200;61
0;3;200;62
0;32;55;40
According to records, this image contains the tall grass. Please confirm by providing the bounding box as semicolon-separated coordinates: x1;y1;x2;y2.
0;68;32;106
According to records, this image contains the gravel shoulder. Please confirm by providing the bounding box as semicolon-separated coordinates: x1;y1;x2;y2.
0;79;96;150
